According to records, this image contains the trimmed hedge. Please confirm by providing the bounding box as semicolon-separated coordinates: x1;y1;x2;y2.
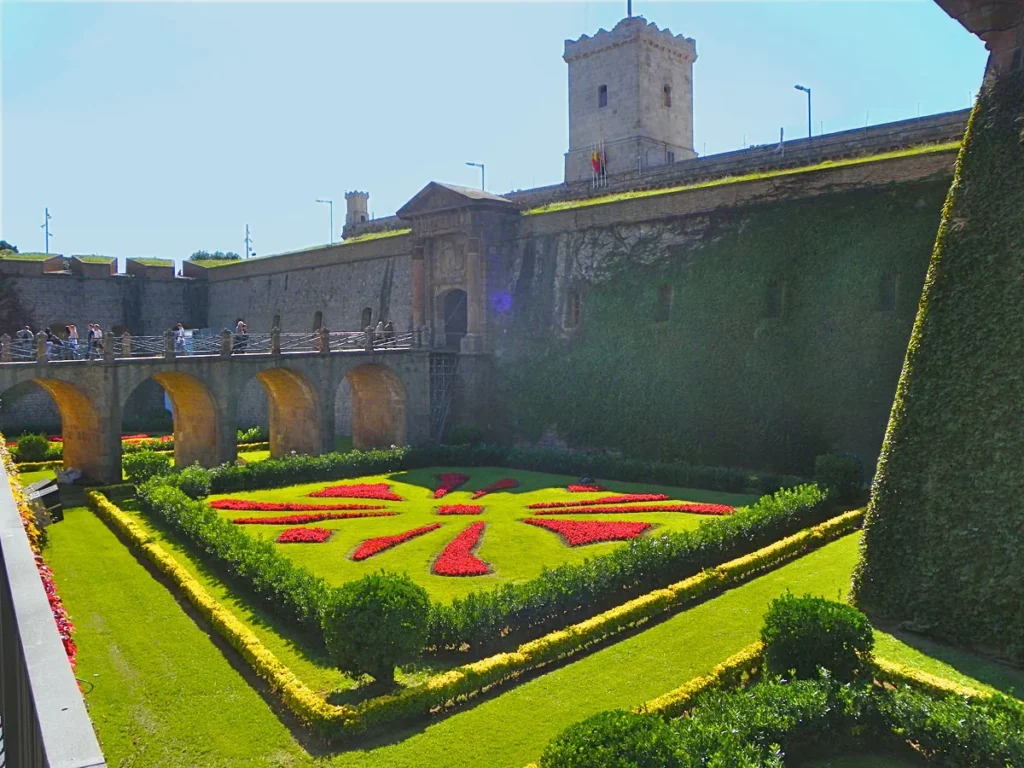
853;69;1024;663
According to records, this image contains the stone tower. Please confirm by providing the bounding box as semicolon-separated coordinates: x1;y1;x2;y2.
345;191;369;229
563;16;697;183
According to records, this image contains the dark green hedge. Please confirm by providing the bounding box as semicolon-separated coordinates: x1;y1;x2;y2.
496;179;951;475
852;69;1024;663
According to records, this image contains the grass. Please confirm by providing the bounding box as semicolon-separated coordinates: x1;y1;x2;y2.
187;259;243;267
210;466;756;604
523;142;961;215
132;258;174;267
0;251;55;261
75;255;115;263
341;228;411;244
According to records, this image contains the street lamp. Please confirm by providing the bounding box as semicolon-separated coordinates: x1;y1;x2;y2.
794;85;812;140
316;199;334;244
466;162;485;191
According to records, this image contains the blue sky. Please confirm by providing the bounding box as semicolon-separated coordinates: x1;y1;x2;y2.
2;2;987;267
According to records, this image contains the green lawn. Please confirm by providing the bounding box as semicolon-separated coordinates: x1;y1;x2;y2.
210;466;756;603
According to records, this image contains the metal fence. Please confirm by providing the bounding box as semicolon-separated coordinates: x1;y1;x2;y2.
0;463;107;767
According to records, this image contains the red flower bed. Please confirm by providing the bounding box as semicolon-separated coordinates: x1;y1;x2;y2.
433;472;470;499
534;503;736;516
351;524;442;561
567;484;607;493
470;479;519;500
528;494;670;510
432;522;490;576
277;527;332;543
308;483;404;501
211;499;386;512
231;511;396;525
39;557;76;670
436;504;484;516
523;517;653;546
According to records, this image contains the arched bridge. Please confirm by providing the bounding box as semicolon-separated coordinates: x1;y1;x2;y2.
0;329;439;483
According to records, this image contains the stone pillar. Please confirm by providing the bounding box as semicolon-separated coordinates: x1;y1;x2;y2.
364;328;373;352
412;245;426;329
121;332;132;358
35;332;47;363
461;238;487;353
163;330;175;360
319;327;330;355
220;329;233;357
1;335;10;363
103;332;115;362
271;328;281;356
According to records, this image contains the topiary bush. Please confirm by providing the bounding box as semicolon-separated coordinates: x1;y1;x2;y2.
540;710;683;768
14;433;50;463
761;593;874;682
122;450;172;483
814;454;864;500
322;571;430;686
170;464;211;499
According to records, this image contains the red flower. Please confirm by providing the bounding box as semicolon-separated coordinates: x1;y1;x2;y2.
277;527;332;543
436;504;484;516
567;484;607;493
470;478;519;500
351;524;442;561
432;522;490;576
433;472;470;499
211;499;386;511
231;511;396;525
524;517;653;546
528;494;670;510
534;503;735;516
309;483;404;501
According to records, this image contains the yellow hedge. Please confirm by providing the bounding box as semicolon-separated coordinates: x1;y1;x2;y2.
87;491;865;740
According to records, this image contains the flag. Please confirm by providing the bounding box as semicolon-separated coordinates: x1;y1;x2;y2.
591;152;601;173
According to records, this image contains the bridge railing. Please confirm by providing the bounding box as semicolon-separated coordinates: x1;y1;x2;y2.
0;460;108;767
0;329;421;364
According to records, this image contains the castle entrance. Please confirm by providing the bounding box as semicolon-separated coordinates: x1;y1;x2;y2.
442;289;467;350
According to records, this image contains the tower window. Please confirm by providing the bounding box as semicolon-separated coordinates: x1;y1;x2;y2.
313;311;323;330
598;85;608;108
566;289;582;328
361;307;372;328
663;85;672;107
879;269;899;312
765;277;787;319
667;150;675;164
655;285;674;322
272;314;281;331
360;214;367;222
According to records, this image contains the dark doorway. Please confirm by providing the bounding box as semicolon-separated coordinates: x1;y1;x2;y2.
443;290;467;349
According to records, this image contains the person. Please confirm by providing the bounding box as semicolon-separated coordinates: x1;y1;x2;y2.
383;320;396;348
45;327;62;359
233;319;248;354
173;323;187;355
65;325;78;359
15;325;33;359
374;320;385;348
90;323;104;359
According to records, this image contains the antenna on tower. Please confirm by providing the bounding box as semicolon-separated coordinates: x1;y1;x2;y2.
244;224;254;259
627;0;632;18
41;208;53;254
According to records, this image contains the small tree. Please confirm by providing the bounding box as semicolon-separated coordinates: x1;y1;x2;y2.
322;571;429;686
0;240;18;253
13;433;49;462
190;250;242;262
122;450;172;483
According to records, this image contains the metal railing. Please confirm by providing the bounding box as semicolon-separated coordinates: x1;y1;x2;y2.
0;329;422;364
0;462;107;767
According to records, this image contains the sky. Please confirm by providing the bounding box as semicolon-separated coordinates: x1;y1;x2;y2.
1;2;988;268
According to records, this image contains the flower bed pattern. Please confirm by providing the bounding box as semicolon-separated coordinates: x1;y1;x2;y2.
351;524;442;561
432;521;490;576
232;511;396;525
567;484;607;493
436;504;484;516
524;518;653;546
534;503;735;516
470;479;519;500
528;493;669;509
309;483;403;501
211;499;386;512
433;473;470;499
277;527;332;544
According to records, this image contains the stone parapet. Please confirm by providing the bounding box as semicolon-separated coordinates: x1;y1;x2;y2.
564;16;696;63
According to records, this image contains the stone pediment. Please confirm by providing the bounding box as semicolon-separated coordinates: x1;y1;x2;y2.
397;182;514;219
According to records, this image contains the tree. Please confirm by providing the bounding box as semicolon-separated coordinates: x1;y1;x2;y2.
0;241;18;253
189;250;241;261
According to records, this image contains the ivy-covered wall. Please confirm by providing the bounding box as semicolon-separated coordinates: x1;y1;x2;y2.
852;69;1024;663
492;177;952;474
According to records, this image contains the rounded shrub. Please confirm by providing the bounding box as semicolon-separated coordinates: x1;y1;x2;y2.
761;593;874;682
123;449;172;483
14;433;50;462
172;464;211;499
540;710;683;768
322;571;430;686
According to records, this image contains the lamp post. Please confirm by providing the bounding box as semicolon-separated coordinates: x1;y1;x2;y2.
465;162;485;191
794;85;812;140
316;198;334;244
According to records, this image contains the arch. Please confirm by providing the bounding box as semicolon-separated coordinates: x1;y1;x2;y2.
437;289;467;349
345;364;407;449
22;379;104;479
150;372;220;468
361;307;373;328
254;367;322;457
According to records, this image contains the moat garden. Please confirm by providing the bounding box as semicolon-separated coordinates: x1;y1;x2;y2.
11;436;1023;767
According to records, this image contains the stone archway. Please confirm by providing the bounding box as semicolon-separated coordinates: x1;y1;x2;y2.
252;368;322;457
27;379;104;479
344;364;407;449
148;372;220;468
435;289;467;350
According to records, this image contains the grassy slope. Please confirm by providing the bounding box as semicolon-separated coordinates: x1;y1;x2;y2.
210;467;756;604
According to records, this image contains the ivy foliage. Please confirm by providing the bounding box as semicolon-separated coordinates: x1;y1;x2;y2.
499;179;951;474
853;69;1024;664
